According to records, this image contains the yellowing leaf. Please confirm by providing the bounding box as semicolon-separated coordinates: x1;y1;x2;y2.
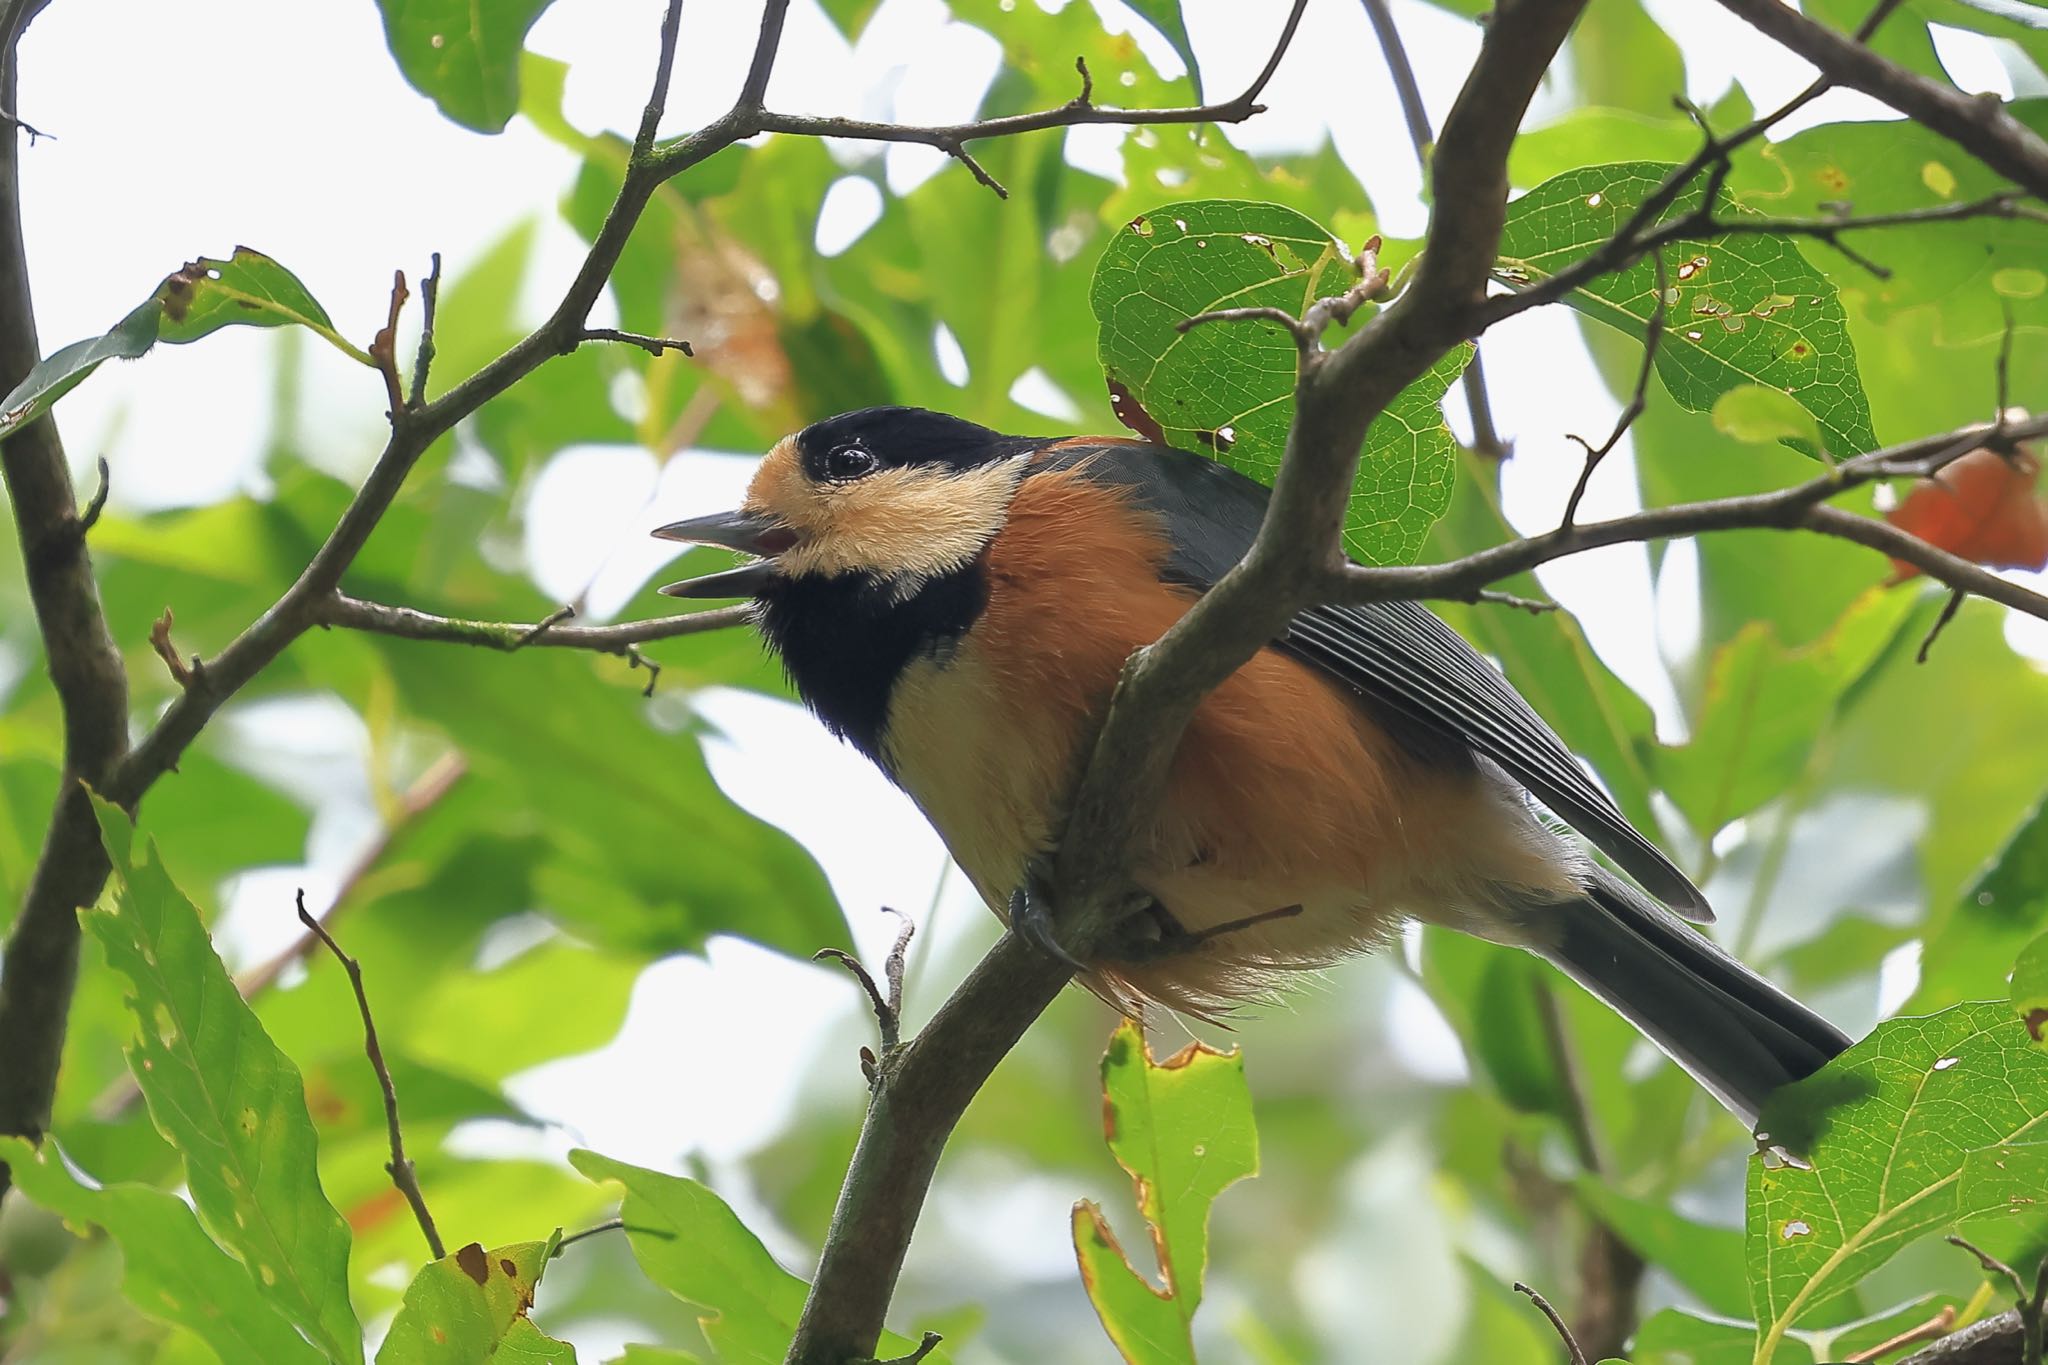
375;1234;560;1365
87;799;363;1364
1073;1020;1257;1364
0;1136;326;1365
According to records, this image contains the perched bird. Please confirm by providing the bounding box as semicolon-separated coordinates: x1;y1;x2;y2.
655;406;1848;1124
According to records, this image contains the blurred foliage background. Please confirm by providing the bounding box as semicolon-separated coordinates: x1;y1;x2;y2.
3;0;2048;1362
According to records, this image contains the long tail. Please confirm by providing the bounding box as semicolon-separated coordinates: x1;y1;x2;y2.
1526;866;1850;1125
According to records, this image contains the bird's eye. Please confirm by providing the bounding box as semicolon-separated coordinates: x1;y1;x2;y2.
822;442;879;482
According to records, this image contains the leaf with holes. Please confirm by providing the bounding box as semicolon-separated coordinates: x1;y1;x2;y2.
375;1234;560;1364
1091;198;1465;565
1497;162;1876;459
0;1136;327;1365
0;248;368;439
85;799;363;1364
1072;1019;1257;1364
1123;0;1202;100
376;0;557;133
1746;1003;2048;1362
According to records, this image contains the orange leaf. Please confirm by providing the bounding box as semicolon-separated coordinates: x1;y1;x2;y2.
1885;446;2048;580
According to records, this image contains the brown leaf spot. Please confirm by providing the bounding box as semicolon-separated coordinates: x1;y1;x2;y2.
455;1242;490;1285
1106;377;1166;445
2025;1007;2048;1043
499;1257;517;1276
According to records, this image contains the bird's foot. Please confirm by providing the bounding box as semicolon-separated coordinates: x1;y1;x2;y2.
1009;869;1088;973
1009;865;1166;973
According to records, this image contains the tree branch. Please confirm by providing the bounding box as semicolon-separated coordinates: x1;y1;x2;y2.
2;0;1328;1216
739;0;1308;198
1717;0;2048;201
1358;0;1510;458
781;3;1591;1359
0;23;133;1202
296;890;444;1261
1330;413;2048;619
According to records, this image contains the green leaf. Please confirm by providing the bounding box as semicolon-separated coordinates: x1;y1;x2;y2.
1728;101;2048;344
492;1319;580;1362
1650;587;1918;837
376;0;556;133
375;1235;559;1364
1575;1181;1750;1318
0;249;368;439
1092;199;1461;564
1632;1308;1816;1365
1072;1020;1257;1364
1123;0;1202;100
86;799;364;1364
1746;1002;2048;1359
1497;162;1877;459
568;1149;937;1365
2015;931;2048;1045
1712;384;1822;448
1956;1140;2048;1222
0;1136;327;1365
1915;790;2048;1012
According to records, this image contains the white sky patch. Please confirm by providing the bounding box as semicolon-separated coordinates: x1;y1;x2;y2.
816;176;886;257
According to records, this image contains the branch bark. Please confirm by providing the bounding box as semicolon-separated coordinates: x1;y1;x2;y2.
1717;0;2048;201
1899;1309;2027;1365
782;2;1591;1359
0;24;133;1201
0;0;1318;1212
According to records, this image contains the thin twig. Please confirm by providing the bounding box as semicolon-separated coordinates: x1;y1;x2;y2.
315;591;748;658
554;1218;626;1254
1845;1306;1958;1362
370;269;409;417
1916;588;1966;664
76;455;109;535
860;1332;943;1365
1561;253;1665;528
579;327;694;359
1513;1282;1590;1365
296;889;444;1261
737;0;1310;199
407;252;441;409
1179;237;1392;358
1474;588;1559;615
147;609;195;688
814;907;920;1077
1328;412;2048;622
634;0;686;153
512;605;576;649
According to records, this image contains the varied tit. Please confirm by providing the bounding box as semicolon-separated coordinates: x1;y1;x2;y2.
655;406;1849;1124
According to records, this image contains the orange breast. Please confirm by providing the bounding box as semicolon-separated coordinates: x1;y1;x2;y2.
880;467;1539;1014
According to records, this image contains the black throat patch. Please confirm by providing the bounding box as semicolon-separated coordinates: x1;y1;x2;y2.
753;563;987;764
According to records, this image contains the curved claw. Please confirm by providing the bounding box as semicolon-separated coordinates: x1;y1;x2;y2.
1009;882;1088;974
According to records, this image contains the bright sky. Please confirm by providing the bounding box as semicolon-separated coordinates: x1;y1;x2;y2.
13;0;2048;1357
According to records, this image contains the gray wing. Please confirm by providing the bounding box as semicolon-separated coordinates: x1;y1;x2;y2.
1036;438;1710;920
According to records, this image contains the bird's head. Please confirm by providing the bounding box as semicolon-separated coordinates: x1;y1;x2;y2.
654;406;1035;599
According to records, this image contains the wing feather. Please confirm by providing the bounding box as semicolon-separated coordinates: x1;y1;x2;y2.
1034;439;1709;919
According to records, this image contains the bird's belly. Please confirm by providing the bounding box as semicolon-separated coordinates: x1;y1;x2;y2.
880;646;1064;906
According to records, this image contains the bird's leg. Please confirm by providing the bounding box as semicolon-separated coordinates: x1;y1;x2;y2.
1009;863;1088;972
1008;861;1160;973
1098;902;1305;964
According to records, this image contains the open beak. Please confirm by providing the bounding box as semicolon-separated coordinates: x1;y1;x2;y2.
652;510;797;599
